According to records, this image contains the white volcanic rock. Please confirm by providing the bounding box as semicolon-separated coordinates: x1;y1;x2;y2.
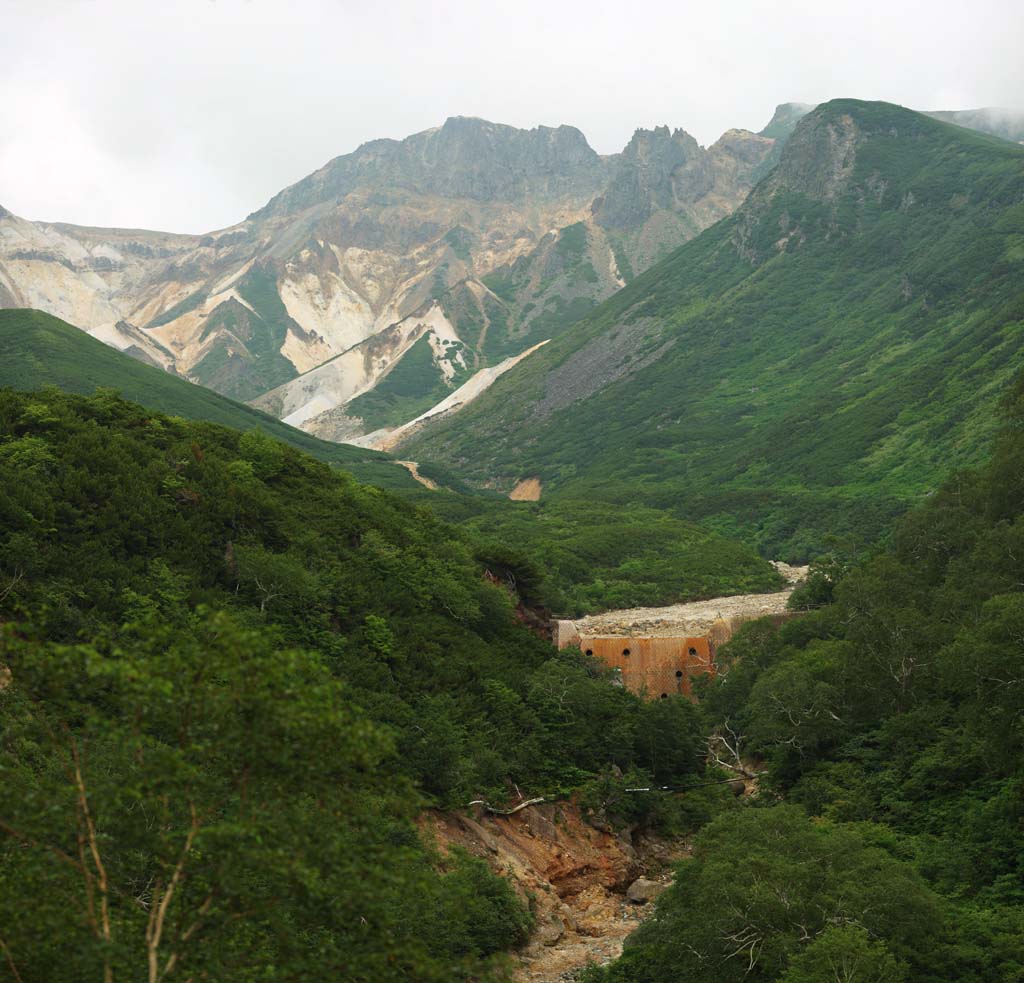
253;302;460;429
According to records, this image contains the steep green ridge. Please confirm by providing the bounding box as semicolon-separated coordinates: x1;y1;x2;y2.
405;100;1024;559
0;387;713;979
0;308;414;489
585;373;1024;983
191;265;301;401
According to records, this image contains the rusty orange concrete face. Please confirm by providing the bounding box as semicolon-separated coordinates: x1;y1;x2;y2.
579;636;714;700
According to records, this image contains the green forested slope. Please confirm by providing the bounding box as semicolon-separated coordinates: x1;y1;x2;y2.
0;308;416;489
0;308;782;615
0;387;711;980
405;100;1024;558
585;377;1024;983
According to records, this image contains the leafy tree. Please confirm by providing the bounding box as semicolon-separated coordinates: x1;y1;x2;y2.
0;612;517;982
587;806;942;983
778;926;906;983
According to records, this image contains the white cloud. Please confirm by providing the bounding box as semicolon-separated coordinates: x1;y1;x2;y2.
2;0;1022;233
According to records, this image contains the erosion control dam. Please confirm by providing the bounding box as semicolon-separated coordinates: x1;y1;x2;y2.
554;563;806;699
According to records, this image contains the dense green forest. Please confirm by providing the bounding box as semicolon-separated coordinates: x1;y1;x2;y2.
0;387;715;980
4;98;1024;983
405;100;1024;560
415;482;782;615
584;376;1024;982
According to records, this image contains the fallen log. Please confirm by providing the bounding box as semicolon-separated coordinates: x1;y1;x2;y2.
466;796;546;815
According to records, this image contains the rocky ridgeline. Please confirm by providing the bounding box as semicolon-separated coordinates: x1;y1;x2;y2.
0;111;786;428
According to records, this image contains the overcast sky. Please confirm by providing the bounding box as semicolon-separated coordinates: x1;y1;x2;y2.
3;0;1022;233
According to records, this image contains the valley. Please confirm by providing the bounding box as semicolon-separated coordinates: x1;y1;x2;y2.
2;56;1024;983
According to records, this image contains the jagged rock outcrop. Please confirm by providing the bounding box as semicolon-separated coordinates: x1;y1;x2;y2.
0;111;782;433
253;117;608;217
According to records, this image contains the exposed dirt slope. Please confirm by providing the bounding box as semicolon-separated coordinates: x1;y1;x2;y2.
423;802;684;981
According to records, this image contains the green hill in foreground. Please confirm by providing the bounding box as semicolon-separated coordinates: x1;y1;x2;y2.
0;385;722;980
0;308;417;490
404;100;1024;559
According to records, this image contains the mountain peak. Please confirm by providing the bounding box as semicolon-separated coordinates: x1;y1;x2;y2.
251;117;603;219
764;99;937;202
614;125;704;165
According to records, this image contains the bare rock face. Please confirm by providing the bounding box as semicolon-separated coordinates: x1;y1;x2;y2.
593;126;704;229
422;801;684;983
253;117;609;219
592;124;777;274
769;109;862;202
4;101;1017;439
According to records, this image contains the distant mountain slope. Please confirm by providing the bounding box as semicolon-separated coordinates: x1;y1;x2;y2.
0;307;785;613
402;100;1024;558
0;112;783;436
0;308;415;488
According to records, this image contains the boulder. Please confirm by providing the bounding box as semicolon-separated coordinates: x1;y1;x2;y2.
626;877;665;904
536;913;565;946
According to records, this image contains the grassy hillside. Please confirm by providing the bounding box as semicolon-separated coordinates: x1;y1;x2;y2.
0;308;417;489
419;490;782;615
405;101;1024;559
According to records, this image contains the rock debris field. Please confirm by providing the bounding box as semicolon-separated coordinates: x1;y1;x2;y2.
574;562;808;638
